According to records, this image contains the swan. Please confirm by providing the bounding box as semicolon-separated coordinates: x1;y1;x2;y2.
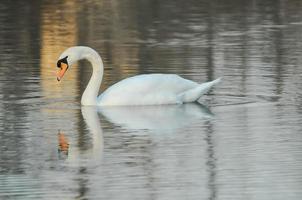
56;46;221;106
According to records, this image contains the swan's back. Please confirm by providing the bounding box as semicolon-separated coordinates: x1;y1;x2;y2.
98;74;198;106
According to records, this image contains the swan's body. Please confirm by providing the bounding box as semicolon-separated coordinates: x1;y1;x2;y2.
98;74;220;106
56;46;221;106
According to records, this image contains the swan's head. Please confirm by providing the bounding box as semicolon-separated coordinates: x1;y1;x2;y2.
56;46;89;81
56;56;69;81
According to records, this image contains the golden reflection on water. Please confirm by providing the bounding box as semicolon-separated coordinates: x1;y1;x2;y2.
75;0;141;90
39;0;78;101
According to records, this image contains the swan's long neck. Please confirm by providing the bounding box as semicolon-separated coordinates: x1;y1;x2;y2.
80;48;104;105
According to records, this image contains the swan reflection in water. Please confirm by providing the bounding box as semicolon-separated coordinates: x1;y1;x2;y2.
59;103;213;162
98;103;213;131
59;106;104;165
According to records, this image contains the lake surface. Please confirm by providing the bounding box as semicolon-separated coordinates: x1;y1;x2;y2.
1;0;302;199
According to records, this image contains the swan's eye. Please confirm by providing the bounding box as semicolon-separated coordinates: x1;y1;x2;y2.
57;60;62;69
57;56;68;69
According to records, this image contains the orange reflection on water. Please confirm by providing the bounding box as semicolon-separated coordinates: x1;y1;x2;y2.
39;0;78;101
58;131;69;155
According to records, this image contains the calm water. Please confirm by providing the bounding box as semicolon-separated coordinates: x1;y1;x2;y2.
1;0;302;199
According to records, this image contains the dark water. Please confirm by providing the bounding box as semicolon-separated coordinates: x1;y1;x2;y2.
1;0;302;199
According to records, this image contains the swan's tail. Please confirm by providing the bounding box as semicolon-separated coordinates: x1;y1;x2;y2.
178;77;222;103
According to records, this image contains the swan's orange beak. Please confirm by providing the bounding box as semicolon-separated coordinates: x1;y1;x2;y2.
57;63;68;81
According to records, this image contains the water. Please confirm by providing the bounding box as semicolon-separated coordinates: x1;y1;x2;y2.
1;0;302;199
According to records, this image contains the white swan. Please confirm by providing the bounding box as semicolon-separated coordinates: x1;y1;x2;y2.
56;46;221;106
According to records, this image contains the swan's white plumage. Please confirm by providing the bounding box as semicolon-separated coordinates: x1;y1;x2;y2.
57;46;221;106
98;74;198;106
98;74;221;106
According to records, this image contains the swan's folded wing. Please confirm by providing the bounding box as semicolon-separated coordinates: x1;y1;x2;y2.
98;74;198;106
